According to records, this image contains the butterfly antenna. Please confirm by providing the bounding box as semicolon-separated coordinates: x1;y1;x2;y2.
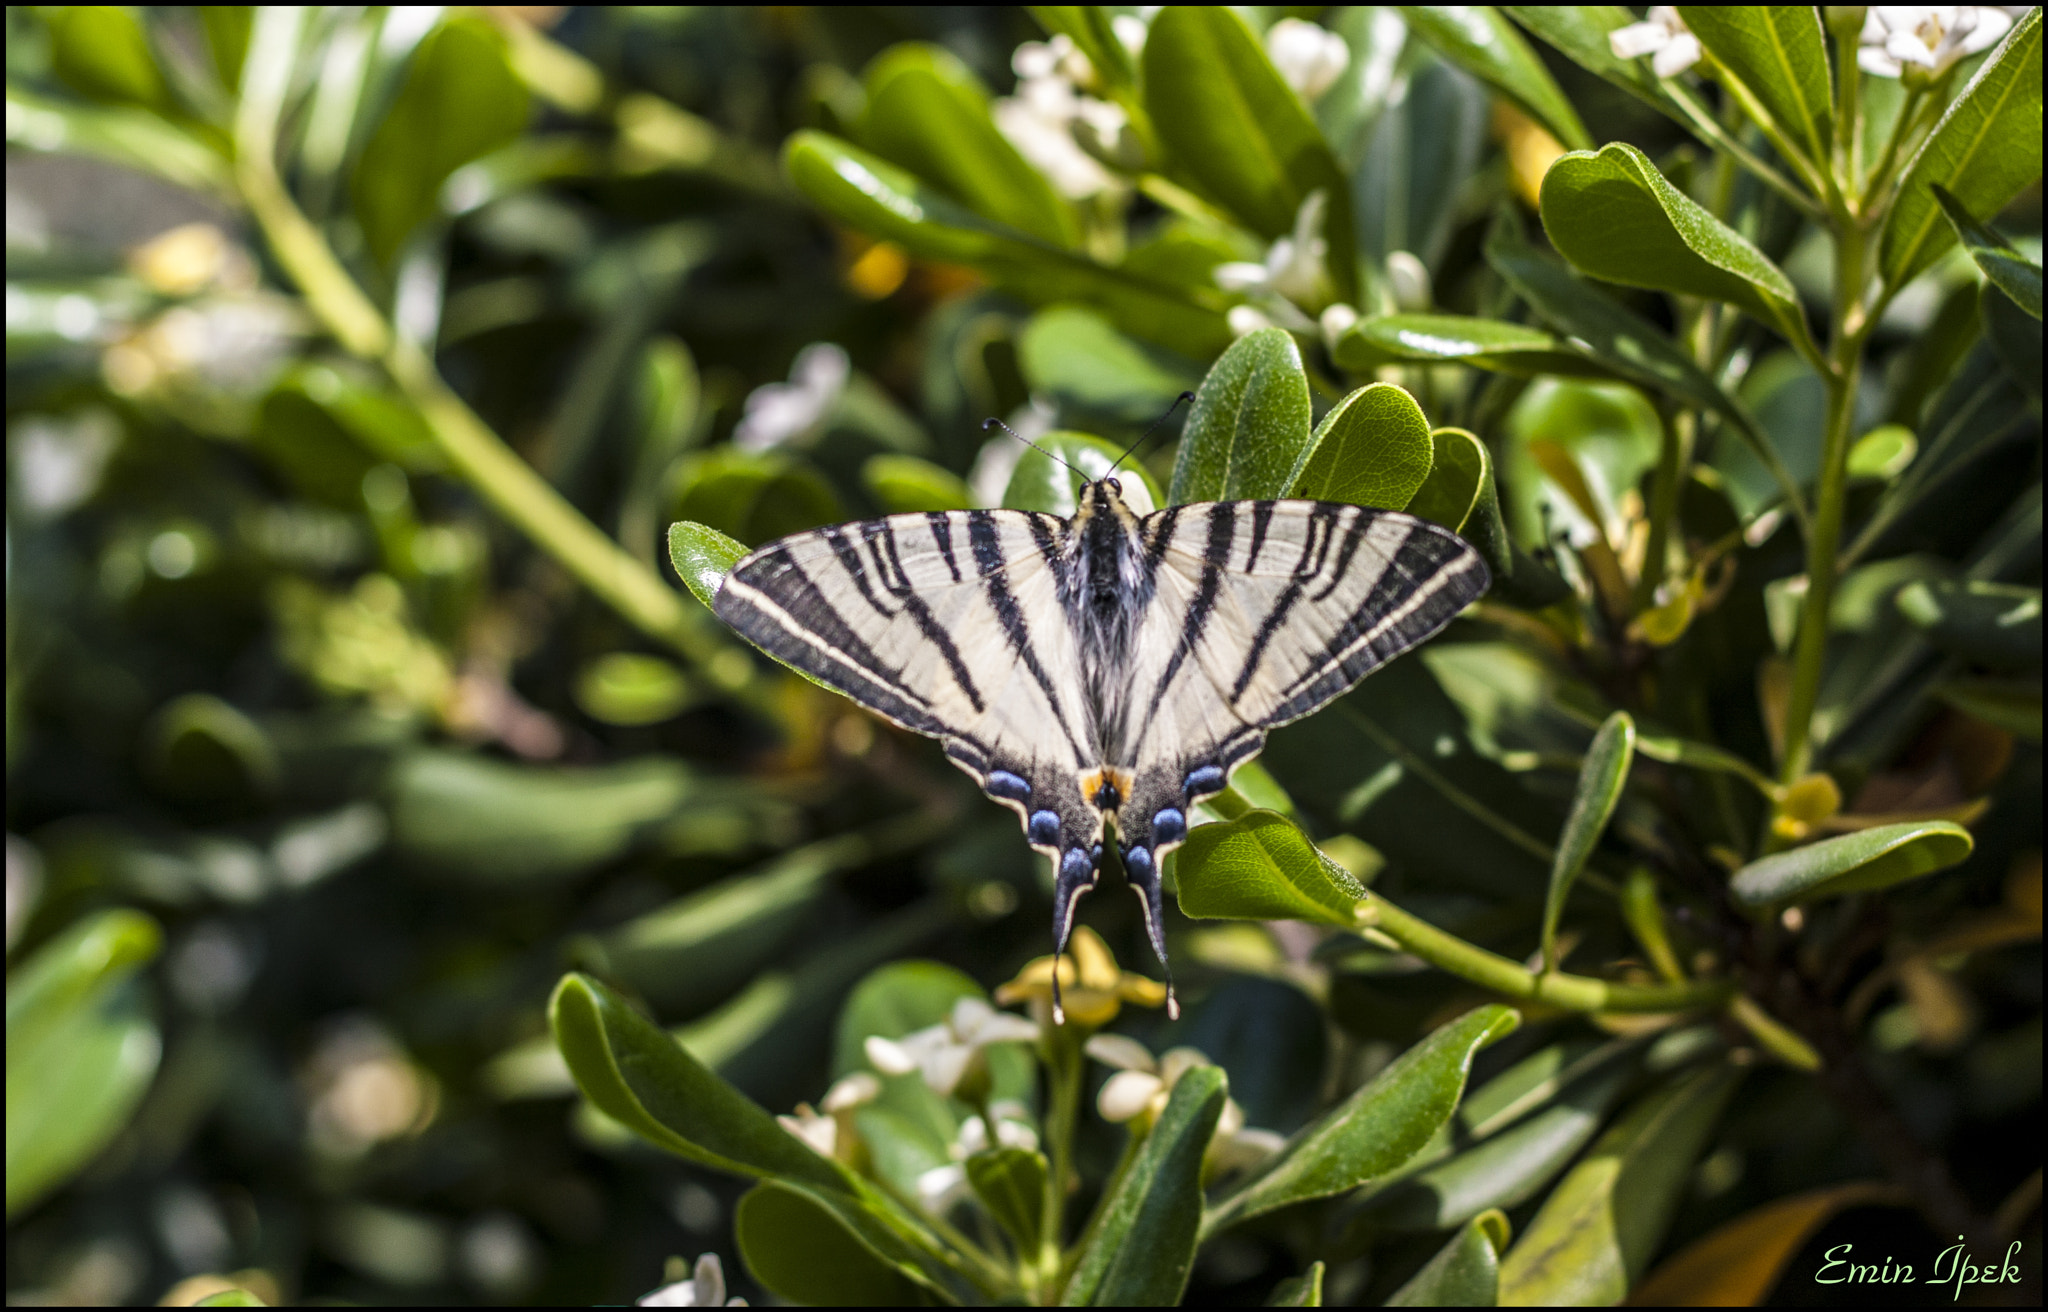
1107;391;1196;476
983;416;1087;482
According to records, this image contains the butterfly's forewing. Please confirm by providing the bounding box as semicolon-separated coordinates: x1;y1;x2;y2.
713;509;1112;889
1107;502;1490;950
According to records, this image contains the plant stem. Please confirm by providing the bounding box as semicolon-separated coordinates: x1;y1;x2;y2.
1664;82;1822;218
234;121;754;687
1037;1028;1083;1299
1634;403;1691;612
1356;890;1733;1013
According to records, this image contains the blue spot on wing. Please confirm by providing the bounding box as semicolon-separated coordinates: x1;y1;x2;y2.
1184;765;1226;797
986;771;1032;801
1153;808;1186;846
1029;810;1062;846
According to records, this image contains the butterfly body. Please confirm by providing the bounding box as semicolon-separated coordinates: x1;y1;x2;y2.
714;477;1488;1018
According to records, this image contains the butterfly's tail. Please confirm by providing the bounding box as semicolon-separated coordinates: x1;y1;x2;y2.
1125;847;1179;1020
1051;847;1097;1026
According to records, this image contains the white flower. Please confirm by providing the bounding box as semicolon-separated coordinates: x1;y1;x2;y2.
1609;7;1702;78
863;996;1039;1097
732;343;848;452
775;1071;880;1160
1087;1036;1284;1173
639;1253;747;1306
1215;190;1334;320
995;45;1124;198
1857;6;2019;77
1265;19;1350;102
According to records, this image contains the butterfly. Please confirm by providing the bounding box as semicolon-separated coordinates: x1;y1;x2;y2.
713;471;1489;1020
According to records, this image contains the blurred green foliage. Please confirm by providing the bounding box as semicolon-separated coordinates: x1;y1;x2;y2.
5;5;2041;1307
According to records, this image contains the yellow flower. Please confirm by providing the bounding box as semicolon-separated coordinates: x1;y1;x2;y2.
995;926;1168;1027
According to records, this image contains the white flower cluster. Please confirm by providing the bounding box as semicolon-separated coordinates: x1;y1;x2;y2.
638;1253;747;1307
1085;1034;1285;1175
864;995;1040;1096
993;34;1140;199
732;342;848;452
1610;5;2024;81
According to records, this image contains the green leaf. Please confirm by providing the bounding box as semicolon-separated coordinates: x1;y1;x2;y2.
1029;7;1137;91
1895;579;2041;668
784;132;1235;359
1486;226;1810;519
575;653;693;727
1206;1004;1519;1231
1982;280;2043;402
1846;424;1918;480
1881;8;2043;290
1541;712;1635;972
863;44;1078;249
353;16;531;266
1933;185;2043;318
46;6;173;114
1400;7;1593;149
1936;677;2042;740
1497;1062;1741;1306
1729;822;1975;908
670;448;844;548
191;1291;267;1308
1539;143;1812;354
667;520;748;613
1501;7;1674;114
862;454;974;513
549;972;851;1188
1063;1065;1227;1306
1266;1260;1326;1306
1018;305;1200;426
1677;7;1833;169
4;87;228;193
390;751;692;882
966;1147;1047;1253
1386;1210;1509;1306
1142;7;1356;300
6;909;163;1218
1336;313;1610;378
1289;382;1435;510
735;1181;928;1305
1354;59;1491;273
197;7;251;89
1173;810;1366;928
1349;1053;1637;1232
1169;328;1312;504
1004;430;1166;515
1406;428;1490;534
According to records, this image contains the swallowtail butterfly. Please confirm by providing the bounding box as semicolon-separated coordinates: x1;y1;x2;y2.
714;469;1488;1019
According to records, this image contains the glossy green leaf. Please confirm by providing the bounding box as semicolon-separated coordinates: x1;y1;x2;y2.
1497;1062;1741;1306
1386;1210;1509;1306
784;132;1234;358
1846;424;1918;480
1169;329;1312;505
735;1181;927;1305
1881;8;2042;289
1267;1260;1325;1306
1677;7;1833;168
1405;428;1491;534
6;909;163;1218
1289;382;1434;510
863;44;1077;249
550;972;850;1187
390;751;691;882
1354;58;1491;273
1935;186;2042;320
354;16;531;266
1018;305;1200;426
1173;810;1366;929
1540;143;1811;353
191;1290;267;1308
1004;430;1165;515
1400;7;1592;149
1063;1065;1226;1306
1486;227;1809;516
1206;1004;1519;1231
966;1147;1047;1253
862;454;973;513
1142;7;1356;300
1729;821;1975;907
667;520;748;613
1895;579;2041;668
1541;712;1635;972
1336;314;1606;378
1352;1056;1637;1232
46;6;173;113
